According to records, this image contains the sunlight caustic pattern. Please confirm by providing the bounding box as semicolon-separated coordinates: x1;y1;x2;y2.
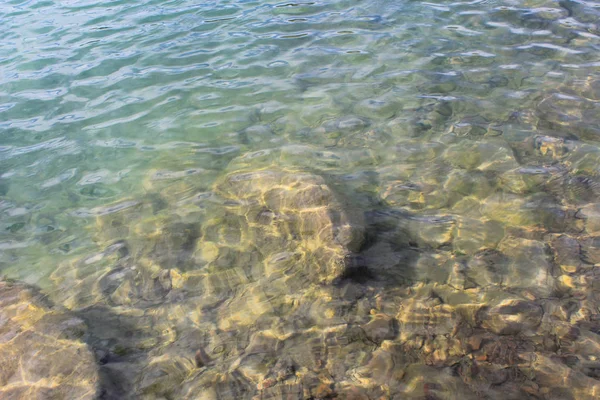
1;0;600;398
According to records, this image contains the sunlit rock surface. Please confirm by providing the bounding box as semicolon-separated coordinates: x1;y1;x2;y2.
212;167;365;282
0;280;99;399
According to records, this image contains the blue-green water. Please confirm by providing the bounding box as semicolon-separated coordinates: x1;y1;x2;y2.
1;0;600;398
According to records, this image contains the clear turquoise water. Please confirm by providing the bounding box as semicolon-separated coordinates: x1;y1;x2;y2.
1;0;600;399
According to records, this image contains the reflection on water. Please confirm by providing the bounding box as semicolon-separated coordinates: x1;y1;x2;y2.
1;0;600;398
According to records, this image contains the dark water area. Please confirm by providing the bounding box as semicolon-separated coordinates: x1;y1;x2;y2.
1;0;600;398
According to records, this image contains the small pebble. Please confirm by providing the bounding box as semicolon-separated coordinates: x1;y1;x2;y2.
468;336;482;351
257;378;277;390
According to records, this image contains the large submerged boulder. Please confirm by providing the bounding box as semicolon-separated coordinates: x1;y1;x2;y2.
0;279;99;399
207;167;366;284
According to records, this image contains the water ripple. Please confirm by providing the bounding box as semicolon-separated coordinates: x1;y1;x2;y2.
1;0;600;398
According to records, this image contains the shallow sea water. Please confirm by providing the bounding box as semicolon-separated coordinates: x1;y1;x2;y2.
1;0;600;399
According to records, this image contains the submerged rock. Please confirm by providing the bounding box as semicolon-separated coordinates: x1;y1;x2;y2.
531;354;600;400
211;167;365;284
354;96;398;120
400;364;480;400
464;249;508;288
578;203;600;235
536;91;600;141
380;212;455;249
580;236;600;265
50;240;175;310
482;192;578;232
443;140;518;172
498;165;566;195
477;298;543;335
444;169;494;201
534;135;572;159
396;296;461;340
0;280;99;399
549;234;584;273
453;217;505;255
497;237;554;297
361;313;398;345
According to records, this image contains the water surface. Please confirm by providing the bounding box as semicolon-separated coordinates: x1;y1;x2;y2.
1;0;600;399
